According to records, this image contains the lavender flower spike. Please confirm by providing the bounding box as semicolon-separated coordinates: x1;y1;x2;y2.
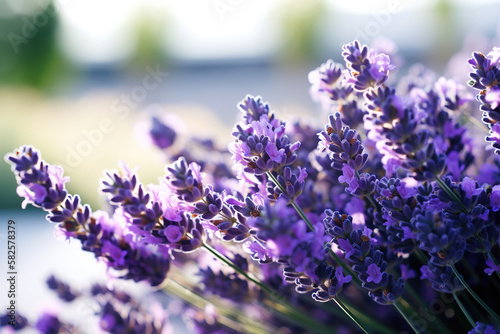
342;40;396;91
6;146;171;287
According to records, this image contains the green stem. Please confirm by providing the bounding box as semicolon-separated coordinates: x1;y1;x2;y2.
404;284;451;334
451;264;500;324
453;291;476;328
266;172;315;231
465;114;489;134
414;248;429;265
329;249;362;286
339;300;398;334
265;172;381;332
202;243;335;334
394;302;421;334
333;298;368;334
202;243;278;299
313;297;398;334
366;194;379;211
269;170;364;288
435;176;469;214
291;201;315;231
164;279;274;334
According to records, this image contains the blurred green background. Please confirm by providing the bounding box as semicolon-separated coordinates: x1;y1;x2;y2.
1;0;500;210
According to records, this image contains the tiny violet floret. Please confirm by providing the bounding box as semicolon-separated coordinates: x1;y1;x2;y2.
366;263;383;284
339;163;359;193
484;258;500;276
491;184;500;212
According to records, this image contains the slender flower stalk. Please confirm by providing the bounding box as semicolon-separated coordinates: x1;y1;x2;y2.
450;264;500;324
453;291;476;327
394;302;422;334
332;298;368;334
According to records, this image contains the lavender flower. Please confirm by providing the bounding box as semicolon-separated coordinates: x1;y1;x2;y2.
149;116;176;149
198;266;250;302
46;275;79;302
420;263;464;293
266;166;307;203
294;263;353;303
165;156;205;203
469;322;500;334
412;208;465;266
35;313;64;334
165;157;250;242
0;312;28;330
468;47;500;153
230;115;300;175
95;288;166;334
318;112;368;171
323;210;406;305
342;40;396;91
485;258;500;276
6;146;171;286
238;94;277;126
318;112;373;196
486;123;500;154
308;60;357;114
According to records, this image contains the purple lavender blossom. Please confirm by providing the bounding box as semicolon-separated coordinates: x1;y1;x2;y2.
0;312;28;330
485;258;500;276
165;156;205;203
46;275;79;302
318;112;368;171
6;146;171;287
366;263;383;284
323;210;406;305
338;164;359;193
412;208;465;266
296;263;353;303
469;322;500;334
35;313;64;334
468;47;500;153
230;113;300;176
491;184;500;211
374;177;417;253
6;146;68;210
308;60;355;110
149;116;176;149
486;123;500;154
419;264;464;294
90;285;167;334
342;40;396;91
238;94;276;125
164;158;251;242
267;166;307;203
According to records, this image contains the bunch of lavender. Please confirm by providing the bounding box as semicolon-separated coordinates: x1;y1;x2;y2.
6;39;500;334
